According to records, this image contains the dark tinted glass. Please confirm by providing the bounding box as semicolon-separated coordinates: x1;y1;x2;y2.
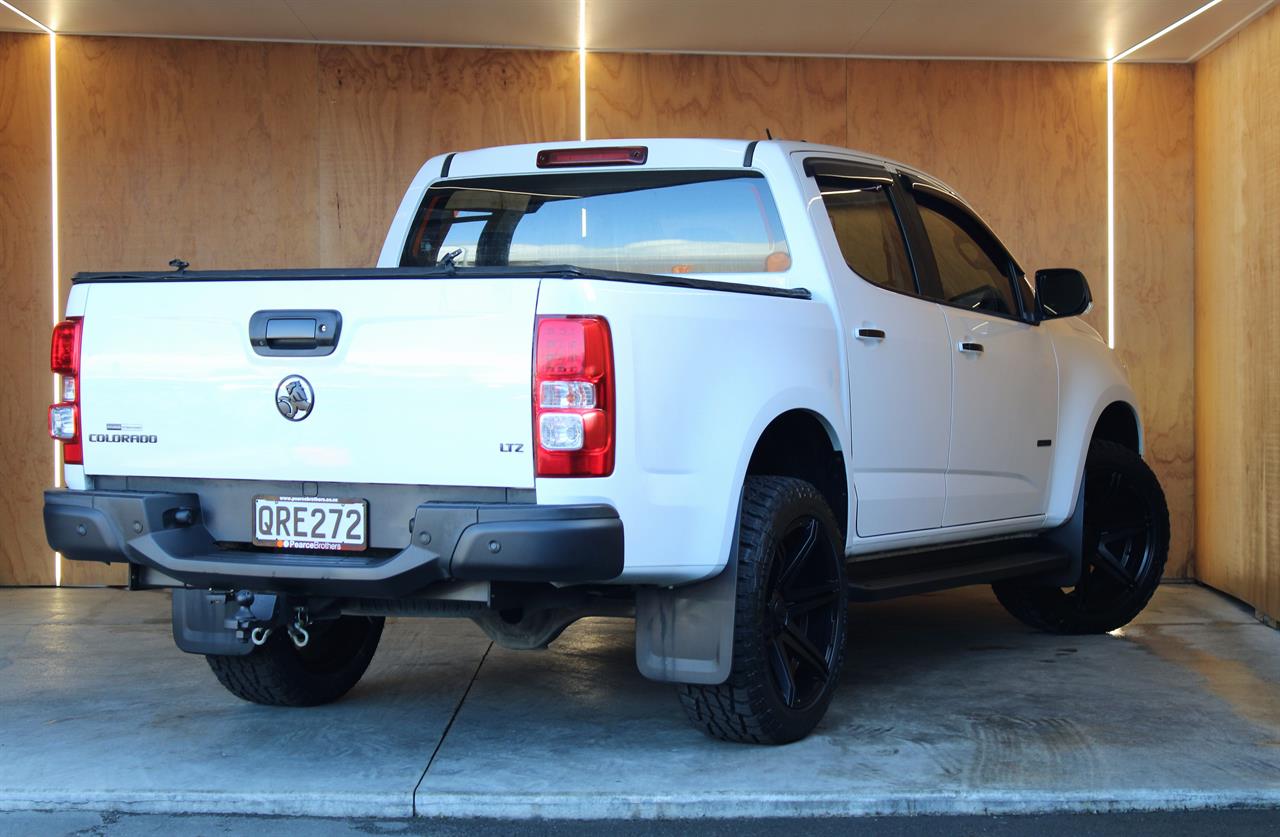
914;191;1019;318
817;177;915;295
399;170;790;275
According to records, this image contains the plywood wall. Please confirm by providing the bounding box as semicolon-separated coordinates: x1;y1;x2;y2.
590;53;1194;576
0;33;53;586
587;52;846;145
1;36;1197;584
1114;64;1196;580
1194;4;1280;621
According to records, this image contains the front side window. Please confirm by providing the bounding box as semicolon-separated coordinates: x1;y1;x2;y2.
914;190;1020;318
400;170;790;275
817;176;916;295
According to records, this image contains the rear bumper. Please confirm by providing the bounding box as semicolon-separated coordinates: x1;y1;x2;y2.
44;488;623;597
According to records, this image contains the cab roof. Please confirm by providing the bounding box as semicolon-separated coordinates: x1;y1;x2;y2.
440;138;964;202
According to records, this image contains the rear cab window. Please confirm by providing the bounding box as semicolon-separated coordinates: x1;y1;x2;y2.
400;170;791;275
815;174;917;296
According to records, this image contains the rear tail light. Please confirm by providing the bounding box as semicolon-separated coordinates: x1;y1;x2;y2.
49;317;84;465
533;316;614;477
536;146;647;168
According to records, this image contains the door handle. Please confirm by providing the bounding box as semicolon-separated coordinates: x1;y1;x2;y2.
856;327;887;341
958;341;985;353
249;310;342;357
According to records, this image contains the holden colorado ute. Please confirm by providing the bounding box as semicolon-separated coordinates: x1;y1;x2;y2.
43;139;1169;744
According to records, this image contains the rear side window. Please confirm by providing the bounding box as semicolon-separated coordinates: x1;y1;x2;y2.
913;190;1020;318
816;176;915;295
400;170;790;275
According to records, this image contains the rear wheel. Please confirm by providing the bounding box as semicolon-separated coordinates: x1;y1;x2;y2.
678;476;847;744
994;440;1169;634
206;615;384;706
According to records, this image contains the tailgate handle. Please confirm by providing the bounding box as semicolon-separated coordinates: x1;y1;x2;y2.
249;310;342;357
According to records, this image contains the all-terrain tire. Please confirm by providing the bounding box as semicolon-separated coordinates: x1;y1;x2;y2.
994;440;1169;634
678;476;847;745
206;615;385;707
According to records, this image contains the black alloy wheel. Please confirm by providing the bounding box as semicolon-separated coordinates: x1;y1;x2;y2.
994;440;1170;634
1074;463;1158;614
764;515;845;712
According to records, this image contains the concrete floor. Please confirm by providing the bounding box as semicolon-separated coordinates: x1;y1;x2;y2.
0;584;1277;820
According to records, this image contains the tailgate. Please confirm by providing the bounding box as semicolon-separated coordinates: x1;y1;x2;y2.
78;278;539;488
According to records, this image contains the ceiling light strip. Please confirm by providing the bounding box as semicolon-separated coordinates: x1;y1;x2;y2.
1113;0;1226;62
1105;0;1224;350
0;0;51;33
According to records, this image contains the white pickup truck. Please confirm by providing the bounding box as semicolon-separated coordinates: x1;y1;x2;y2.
44;139;1168;744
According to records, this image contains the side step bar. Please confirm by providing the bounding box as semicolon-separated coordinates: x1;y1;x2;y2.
846;536;1071;602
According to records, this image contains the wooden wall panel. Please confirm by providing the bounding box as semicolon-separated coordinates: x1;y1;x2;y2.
317;45;578;265
845;60;1109;337
1195;4;1280;620
57;37;332;277
0;33;53;585
1114;64;1196;577
588;52;846;145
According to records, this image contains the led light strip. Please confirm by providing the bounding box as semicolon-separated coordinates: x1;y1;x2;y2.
1106;0;1224;348
0;1;60;583
578;0;587;141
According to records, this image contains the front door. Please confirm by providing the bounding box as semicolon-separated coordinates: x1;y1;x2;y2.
904;183;1058;526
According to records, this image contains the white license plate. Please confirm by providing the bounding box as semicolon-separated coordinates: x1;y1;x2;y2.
252;495;368;552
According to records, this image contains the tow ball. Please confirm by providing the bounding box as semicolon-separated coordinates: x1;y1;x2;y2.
224;590;310;648
225;589;265;644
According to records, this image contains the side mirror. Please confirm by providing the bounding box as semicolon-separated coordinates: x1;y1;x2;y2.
1035;268;1092;320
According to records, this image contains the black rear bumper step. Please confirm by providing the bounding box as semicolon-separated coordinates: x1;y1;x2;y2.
44;489;623;597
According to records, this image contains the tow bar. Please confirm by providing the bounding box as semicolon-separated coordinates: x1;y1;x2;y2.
224;590;310;648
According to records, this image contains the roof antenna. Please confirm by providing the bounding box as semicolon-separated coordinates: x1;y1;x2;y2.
168;258;190;273
765;128;773;140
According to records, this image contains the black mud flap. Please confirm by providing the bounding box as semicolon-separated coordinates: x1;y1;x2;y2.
633;503;740;685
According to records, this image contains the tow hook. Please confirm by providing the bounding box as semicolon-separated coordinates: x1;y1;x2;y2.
287;607;311;648
250;627;273;646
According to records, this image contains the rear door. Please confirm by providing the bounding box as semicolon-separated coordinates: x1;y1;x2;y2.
900;182;1058;525
806;159;952;537
79;277;540;488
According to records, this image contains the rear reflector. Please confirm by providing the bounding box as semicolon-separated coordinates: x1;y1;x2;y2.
536;146;647;168
533;316;615;477
49;404;77;440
